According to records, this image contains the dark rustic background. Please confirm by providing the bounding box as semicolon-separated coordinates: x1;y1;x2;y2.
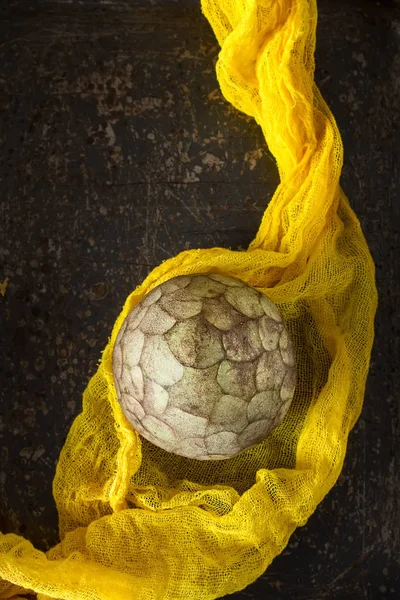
0;0;399;598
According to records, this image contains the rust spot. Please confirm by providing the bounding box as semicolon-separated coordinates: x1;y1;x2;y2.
0;277;9;297
90;282;109;300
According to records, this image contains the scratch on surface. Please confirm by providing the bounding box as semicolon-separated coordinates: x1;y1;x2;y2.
167;188;205;225
161;215;177;252
0;278;9;297
155;242;173;259
320;545;376;598
142;183;151;265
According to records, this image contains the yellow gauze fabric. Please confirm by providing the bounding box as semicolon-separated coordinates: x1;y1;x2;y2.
0;0;377;598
